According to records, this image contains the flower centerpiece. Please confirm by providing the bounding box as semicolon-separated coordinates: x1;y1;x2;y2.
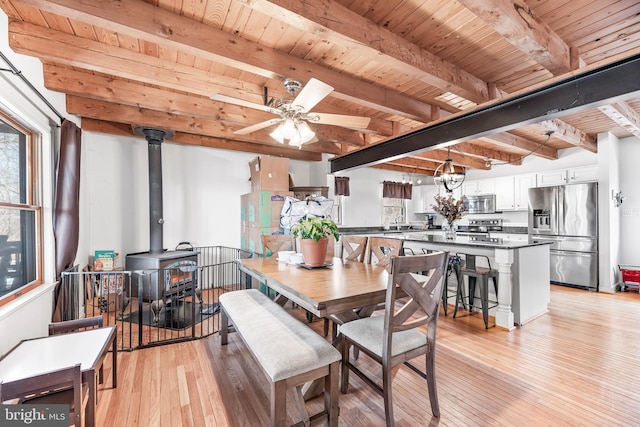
431;194;467;239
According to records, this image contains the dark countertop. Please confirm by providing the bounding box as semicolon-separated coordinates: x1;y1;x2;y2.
338;225;530;236
363;232;552;250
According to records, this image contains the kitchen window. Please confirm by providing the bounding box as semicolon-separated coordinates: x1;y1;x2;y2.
382;197;405;226
0;113;41;305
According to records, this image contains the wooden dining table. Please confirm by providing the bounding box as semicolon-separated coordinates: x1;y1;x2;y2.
0;325;117;427
236;256;390;319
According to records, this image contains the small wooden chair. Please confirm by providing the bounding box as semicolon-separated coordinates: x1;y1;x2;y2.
48;315;104;335
340;252;449;425
0;364;87;427
49;316;105;384
366;237;404;271
261;234;295;257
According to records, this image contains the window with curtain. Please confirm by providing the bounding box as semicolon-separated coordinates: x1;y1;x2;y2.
381;181;411;226
0;113;41;304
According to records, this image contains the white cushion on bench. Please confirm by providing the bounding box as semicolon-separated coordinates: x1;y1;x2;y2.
219;289;341;382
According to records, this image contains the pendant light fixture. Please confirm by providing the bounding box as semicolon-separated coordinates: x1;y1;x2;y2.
433;147;465;193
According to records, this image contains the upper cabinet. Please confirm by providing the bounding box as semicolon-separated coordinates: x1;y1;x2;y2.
413;185;442;213
536;170;567;186
567;165;598;183
494;173;536;211
495;176;515;211
462;178;495;196
537;166;598;187
514;174;537;210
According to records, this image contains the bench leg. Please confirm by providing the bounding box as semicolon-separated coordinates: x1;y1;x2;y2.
325;361;340;427
293;386;310;427
271;380;286;427
220;307;229;345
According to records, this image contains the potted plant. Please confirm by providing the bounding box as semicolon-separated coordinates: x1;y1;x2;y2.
291;216;340;266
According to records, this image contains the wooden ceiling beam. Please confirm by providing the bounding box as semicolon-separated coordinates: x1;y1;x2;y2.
457;0;572;75
598;102;640;138
240;0;490;104
65;95;365;149
81;118;323;161
479;133;558;160
8;0;437;122
370;164;436;175
450;142;523;166
414;149;491;170
42;63;275;125
537;119;598;153
387;157;442;171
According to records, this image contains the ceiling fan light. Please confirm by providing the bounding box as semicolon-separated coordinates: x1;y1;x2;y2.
280;118;297;139
297;121;315;143
288;130;302;148
269;126;285;144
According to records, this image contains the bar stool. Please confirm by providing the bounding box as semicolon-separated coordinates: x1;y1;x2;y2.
419;249;463;316
453;253;498;328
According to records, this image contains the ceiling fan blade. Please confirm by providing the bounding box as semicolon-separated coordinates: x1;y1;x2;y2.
292;78;334;112
233;118;281;135
211;93;274;113
313;113;371;129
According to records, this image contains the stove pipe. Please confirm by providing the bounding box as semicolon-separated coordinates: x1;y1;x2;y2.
134;127;174;255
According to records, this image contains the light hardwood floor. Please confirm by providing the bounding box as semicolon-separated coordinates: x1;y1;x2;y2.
94;285;640;426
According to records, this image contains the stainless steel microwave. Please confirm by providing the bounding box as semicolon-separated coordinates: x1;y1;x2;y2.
465;194;496;214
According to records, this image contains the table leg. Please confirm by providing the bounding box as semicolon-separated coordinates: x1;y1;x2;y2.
86;369;97;427
112;332;118;388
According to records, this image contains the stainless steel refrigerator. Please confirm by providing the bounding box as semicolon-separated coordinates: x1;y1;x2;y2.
528;182;598;290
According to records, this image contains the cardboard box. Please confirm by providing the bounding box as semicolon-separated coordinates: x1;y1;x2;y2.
249;156;290;192
241;226;289;256
240;190;293;228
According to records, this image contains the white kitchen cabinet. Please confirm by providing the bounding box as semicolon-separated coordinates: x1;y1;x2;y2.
536;170;567;186
412;186;425;213
567;165;598;183
423;186;440;212
490;232;529;242
413;185;442;213
495;176;515;211
462;178;495;196
514;173;537;210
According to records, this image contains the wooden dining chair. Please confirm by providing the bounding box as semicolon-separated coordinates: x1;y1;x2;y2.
339;251;449;425
341;235;369;262
366;237;404;271
261;234;295;257
322;235;370;337
0;364;87;427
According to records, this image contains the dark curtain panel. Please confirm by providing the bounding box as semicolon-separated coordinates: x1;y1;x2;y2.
334;176;350;196
52;120;82;322
383;181;412;199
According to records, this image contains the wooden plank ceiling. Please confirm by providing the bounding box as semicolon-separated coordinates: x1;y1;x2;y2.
1;0;639;175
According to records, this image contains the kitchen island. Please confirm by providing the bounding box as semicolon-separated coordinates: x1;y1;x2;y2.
369;232;552;330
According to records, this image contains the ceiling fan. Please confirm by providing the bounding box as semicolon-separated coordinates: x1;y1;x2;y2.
211;78;371;148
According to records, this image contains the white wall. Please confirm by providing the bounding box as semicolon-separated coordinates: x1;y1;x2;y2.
78;132;265;265
618;135;640;267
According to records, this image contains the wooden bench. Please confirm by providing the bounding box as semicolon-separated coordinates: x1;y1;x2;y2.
219;289;341;427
